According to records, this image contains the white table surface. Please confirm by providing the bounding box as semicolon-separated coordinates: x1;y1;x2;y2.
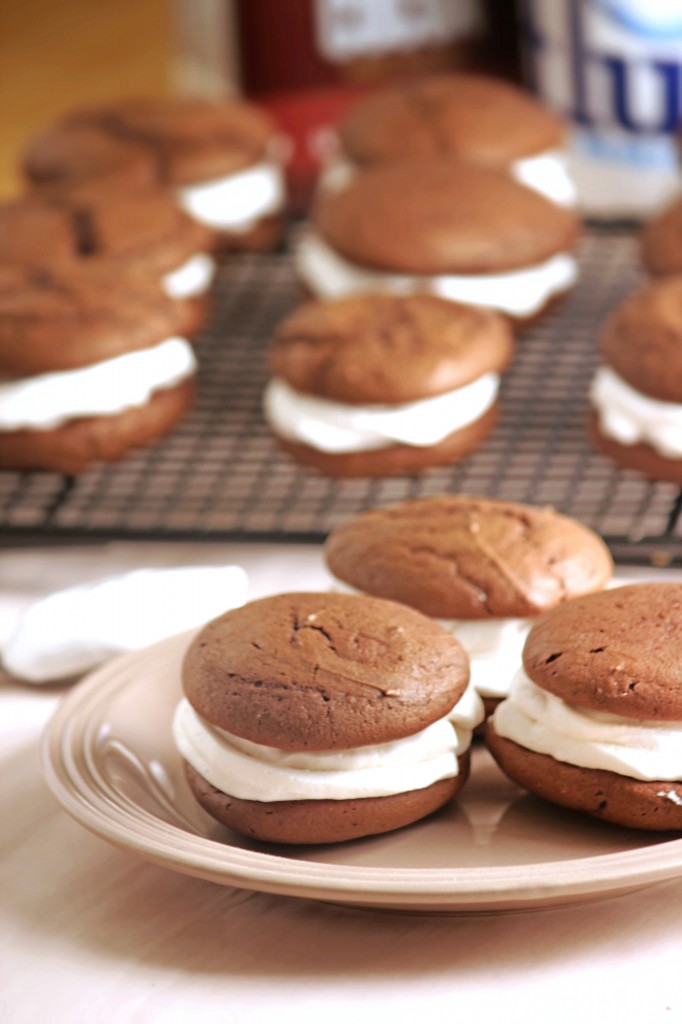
2;540;681;1024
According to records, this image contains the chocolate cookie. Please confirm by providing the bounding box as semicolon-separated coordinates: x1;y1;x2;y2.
296;158;580;322
487;583;682;831
263;294;514;477
641;197;682;276
333;73;573;205
589;275;682;483
23;96;287;252
174;591;480;844
0;265;196;473
325;495;613;714
0;191;214;336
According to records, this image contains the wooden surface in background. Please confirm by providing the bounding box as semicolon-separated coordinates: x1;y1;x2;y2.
0;0;172;197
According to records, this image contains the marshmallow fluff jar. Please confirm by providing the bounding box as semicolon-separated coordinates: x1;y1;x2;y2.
297;157;580;324
0;266;196;473
174;592;482;845
589;275;682;484
323;72;577;209
263;294;514;477
324;496;614;716
486;584;682;831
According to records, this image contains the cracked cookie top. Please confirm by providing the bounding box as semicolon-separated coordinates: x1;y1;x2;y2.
268;294;514;404
337;73;566;169
522;583;682;720
324;496;613;619
182;591;469;751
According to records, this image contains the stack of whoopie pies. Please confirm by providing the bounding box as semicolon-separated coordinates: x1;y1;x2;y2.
262;72;582;478
2;94;288;472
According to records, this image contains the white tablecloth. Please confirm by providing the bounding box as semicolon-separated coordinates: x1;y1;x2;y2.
2;542;681;1024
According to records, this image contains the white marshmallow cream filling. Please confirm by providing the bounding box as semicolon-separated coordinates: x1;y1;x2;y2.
493;669;682;782
176;160;285;232
590;365;682;459
0;337;196;430
295;231;578;317
263;373;500;454
162;253;216;299
173;681;483;802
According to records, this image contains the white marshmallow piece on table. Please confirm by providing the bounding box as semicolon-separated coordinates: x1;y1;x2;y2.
2;565;249;684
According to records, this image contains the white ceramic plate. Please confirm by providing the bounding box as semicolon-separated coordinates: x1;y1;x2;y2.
41;631;682;914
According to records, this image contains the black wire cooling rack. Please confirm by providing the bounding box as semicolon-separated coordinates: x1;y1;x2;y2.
1;225;681;565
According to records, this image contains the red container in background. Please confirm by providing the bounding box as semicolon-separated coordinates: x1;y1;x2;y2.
174;1;521;208
232;0;517;208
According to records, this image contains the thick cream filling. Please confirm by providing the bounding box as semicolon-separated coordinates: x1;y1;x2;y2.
263;373;499;453
438;618;533;699
590;365;682;459
295;231;578;317
173;681;483;802
0;337;196;430
162;253;216;299
176;160;285;232
493;669;682;781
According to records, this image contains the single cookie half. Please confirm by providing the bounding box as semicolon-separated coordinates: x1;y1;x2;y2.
174;591;482;844
0;265;196;473
330;72;574;207
297;157;580;323
263;293;514;477
0;191;214;336
641;197;682;277
22;95;288;252
589;275;682;484
324;495;613;713
487;583;682;831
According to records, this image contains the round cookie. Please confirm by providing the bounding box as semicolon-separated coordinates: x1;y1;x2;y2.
174;591;481;844
0;191;214;336
640;197;682;276
0;265;196;473
22;95;287;252
486;583;682;831
589;275;682;483
331;73;574;206
263;294;514;477
324;495;613;714
296;158;580;323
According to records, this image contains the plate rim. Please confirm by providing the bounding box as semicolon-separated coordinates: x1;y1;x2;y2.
40;632;682;912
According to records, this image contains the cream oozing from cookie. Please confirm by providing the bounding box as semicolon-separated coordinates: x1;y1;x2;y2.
322;148;577;207
263;373;499;453
492;669;682;781
176;159;285;232
162;253;216;299
296;232;578;317
0;337;196;430
439;618;533;699
173;682;483;801
590;366;682;458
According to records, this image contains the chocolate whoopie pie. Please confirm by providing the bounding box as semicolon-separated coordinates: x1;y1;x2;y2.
263;293;514;477
324;496;613;715
330;72;574;206
0;265;196;473
22;95;287;252
641;197;682;276
589;275;682;484
486;583;682;831
296;157;580;324
174;591;482;845
0;191;214;336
